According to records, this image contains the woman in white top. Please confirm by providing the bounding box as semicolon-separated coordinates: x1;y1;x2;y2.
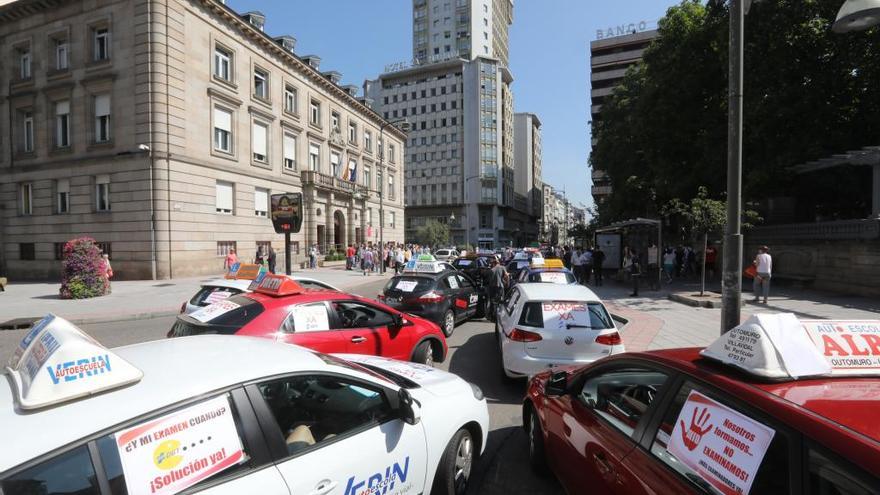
752;246;773;303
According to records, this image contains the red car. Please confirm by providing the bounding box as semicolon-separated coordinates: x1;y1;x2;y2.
169;274;447;366
524;317;880;495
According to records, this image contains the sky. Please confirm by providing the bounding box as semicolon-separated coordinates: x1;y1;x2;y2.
227;0;679;213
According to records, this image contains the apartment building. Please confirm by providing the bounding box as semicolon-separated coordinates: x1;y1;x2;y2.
412;0;514;66
0;0;405;280
514;112;542;238
589;29;658;204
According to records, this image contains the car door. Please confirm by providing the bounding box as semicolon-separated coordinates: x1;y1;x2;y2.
248;374;428;495
544;366;670;494
628;379;796;495
498;287;521;338
329;300;412;361
443;273;469;321
278;302;350;354
456;274;480;318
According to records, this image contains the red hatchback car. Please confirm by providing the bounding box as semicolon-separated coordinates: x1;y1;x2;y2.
524;337;880;494
169;275;448;366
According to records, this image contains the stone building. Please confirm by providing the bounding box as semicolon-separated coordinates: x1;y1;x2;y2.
0;0;406;280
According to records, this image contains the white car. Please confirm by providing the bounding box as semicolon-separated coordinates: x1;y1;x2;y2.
433;249;460;262
1;315;489;495
183;276;342;314
495;284;624;378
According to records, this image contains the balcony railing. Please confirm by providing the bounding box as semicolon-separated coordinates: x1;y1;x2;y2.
301;170;367;196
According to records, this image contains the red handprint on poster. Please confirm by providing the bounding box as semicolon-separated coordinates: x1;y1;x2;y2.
680;406;713;451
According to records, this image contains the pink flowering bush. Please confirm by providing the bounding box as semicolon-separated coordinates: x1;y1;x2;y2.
60;237;108;299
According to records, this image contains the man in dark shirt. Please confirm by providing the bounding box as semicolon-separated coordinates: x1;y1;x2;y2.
592;246;605;286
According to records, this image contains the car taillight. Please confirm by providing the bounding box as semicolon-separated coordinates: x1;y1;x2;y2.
416;291;444;304
595;332;622;346
509;328;542;342
179;302;186;314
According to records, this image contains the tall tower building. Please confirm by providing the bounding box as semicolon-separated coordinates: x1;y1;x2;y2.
412;0;514;65
514;112;542;238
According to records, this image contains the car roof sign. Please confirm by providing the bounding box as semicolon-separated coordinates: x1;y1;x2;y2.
701;313;880;379
542;259;564;269
404;258;446;274
5;314;143;410
253;274;304;296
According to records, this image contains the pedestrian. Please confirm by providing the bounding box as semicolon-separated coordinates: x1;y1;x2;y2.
395;247;405;274
663;248;676;283
362;247;374;276
267;245;276;274
705;244;718;279
592;245;605;286
309;244;318;269
563;246;572;270
579;248;593;285
629;249;642;297
254;246;266;267
752;246;772;304
224;248;238;271
102;253;113;294
647;244;659;290
346;244;355;271
571;247;583;284
489;258;509;311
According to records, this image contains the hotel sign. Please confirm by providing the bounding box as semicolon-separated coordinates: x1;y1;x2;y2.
596;21;651;40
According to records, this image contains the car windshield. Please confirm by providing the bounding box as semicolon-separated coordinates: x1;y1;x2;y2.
518;301;614;329
190;285;245;306
384;276;436;293
171;294;264;336
530;271;576;284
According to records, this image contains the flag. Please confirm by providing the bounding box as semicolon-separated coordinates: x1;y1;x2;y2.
340;148;349;180
348;158;357;182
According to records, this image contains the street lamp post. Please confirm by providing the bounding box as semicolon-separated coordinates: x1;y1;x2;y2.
378;118;409;274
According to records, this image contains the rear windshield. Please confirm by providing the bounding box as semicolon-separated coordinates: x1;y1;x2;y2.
189;285;245;306
529;271;576;284
171;294;264;336
518;301;614;329
384;276;436;293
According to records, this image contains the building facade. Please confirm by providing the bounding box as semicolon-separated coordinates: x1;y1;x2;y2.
412;0;513;66
0;0;406;280
589;29;658;205
513;112;542;238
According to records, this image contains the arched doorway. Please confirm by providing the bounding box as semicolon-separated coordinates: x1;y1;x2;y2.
333;210;345;252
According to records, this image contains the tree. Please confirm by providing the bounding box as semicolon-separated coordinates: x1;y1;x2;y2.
415;220;450;248
60;237;109;299
592;0;880;225
567;224;591;247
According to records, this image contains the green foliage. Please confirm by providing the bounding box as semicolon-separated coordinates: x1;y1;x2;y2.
592;0;880;224
661;186;762;242
567;224;591;245
324;250;345;261
60;237;108;299
415;220;450;248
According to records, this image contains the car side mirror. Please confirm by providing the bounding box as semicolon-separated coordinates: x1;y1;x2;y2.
545;371;568;397
390;313;404;330
398;388;421;425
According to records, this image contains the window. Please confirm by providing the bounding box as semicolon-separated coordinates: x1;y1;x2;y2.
22;111;34;152
389;211;395;228
389;174;395;200
214;45;232;81
252;122;268;163
283;132;297;169
348;121;357;144
19;183;33;215
330;301;395;329
377;170;383;196
389;144;396;163
330;151;341;177
257;374;392;456
93;26;110;61
1;445;99;494
284;85;297;113
56;179;70;214
215;180;233;214
309;143;320;171
55;38;69;70
331;112;340;132
19;243;36;261
253;67;268;99
310;100;321;126
54;242;66;260
94;95;111;143
96;242;112;258
363;166;371;189
213;107;233;153
217;241;236;256
580;368;669;437
364;130;372;152
55;100;70;148
254;187;269;217
650;382;791;494
808;447;879;495
95;174;111;211
19;46;31;79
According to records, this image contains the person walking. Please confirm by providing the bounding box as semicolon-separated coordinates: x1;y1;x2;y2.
102;254;113;294
579;248;593;285
309;244;318;269
629;249;642;297
395;247;405;274
705;244;718;279
224;248;238;271
647;244;659;290
592;245;605;286
267;246;276;274
362;247;374;276
663;248;676;283
571;247;583;284
752;246;773;304
489;258;509;315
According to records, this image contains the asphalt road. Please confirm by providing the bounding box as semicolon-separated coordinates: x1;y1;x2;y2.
1;276;562;494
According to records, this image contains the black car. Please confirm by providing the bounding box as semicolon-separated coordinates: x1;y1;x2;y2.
505;259;532;282
450;254;497;289
380;270;485;337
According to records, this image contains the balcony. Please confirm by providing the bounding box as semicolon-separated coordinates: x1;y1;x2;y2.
592;185;613;197
300;170;367;196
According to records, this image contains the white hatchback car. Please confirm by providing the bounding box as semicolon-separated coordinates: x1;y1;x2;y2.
183;276;341;314
495;284;624;378
433;249;460;262
1;315;489;495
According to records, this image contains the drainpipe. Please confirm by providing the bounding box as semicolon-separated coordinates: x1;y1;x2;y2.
146;0;157;280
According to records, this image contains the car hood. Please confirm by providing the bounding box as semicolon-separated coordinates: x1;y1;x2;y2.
335;354;469;398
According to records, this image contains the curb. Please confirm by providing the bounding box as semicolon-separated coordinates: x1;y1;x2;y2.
668;293;716;309
65;309;181;326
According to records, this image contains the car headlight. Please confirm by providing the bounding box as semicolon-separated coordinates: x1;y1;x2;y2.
469;382;484;401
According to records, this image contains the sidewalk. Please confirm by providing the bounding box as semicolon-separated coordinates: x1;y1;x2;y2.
0;267;395;327
592;278;880;352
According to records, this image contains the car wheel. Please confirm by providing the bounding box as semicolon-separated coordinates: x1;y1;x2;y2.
528;409;549;475
412;341;434;367
431;428;474;495
442;309;455;337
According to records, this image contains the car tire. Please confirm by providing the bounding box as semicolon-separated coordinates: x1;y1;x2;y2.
412;341;434;367
442;309;455;337
431;428;474;495
528;409;549;476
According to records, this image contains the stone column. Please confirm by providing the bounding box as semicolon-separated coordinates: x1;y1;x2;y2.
326;192;335;251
